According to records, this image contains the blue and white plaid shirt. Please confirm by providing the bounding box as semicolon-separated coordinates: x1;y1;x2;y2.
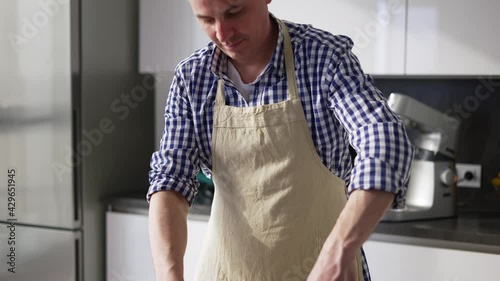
148;17;414;281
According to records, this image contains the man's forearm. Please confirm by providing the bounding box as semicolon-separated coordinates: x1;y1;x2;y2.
324;189;394;259
149;190;189;281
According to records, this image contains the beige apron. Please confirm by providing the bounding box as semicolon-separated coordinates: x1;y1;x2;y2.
193;20;363;281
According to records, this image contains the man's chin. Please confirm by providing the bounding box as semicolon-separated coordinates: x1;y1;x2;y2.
220;49;242;61
219;39;245;54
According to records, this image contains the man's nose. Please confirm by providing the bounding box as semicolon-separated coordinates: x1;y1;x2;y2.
215;19;233;44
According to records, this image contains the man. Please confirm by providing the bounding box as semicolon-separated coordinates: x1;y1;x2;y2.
148;0;414;280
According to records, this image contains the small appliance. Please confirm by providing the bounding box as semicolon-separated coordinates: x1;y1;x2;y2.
382;93;461;221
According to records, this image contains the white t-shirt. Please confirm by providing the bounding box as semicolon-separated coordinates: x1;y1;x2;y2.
227;60;254;102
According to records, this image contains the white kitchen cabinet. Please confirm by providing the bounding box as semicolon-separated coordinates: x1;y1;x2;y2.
107;212;500;281
363;240;500;281
140;0;500;76
106;211;208;281
139;0;406;75
184;219;209;280
406;0;500;75
106;212;154;281
139;0;208;73
269;0;407;75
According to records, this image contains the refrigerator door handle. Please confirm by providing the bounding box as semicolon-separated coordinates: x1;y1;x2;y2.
75;236;83;281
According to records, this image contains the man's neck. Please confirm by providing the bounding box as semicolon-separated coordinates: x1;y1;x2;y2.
230;17;279;84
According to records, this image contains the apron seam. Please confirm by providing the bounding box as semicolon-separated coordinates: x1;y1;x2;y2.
215;99;300;114
211;127;218;174
299;121;347;187
213;119;304;129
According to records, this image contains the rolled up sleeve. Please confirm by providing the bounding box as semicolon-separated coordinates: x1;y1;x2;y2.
326;37;415;208
147;71;200;206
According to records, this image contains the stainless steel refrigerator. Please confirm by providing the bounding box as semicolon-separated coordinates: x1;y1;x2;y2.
0;0;154;280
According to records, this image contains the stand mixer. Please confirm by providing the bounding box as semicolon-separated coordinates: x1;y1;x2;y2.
381;93;461;221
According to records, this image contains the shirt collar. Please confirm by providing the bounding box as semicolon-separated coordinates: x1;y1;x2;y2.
209;13;291;81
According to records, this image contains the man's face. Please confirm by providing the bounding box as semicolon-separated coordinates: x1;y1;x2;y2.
188;0;272;63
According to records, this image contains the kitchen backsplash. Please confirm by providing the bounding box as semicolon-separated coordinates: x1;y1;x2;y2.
373;77;500;210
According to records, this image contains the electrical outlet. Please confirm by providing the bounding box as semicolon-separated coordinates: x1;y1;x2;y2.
456;163;482;188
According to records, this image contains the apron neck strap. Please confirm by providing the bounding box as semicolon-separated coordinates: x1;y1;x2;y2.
215;18;299;106
216;79;226;106
278;19;299;100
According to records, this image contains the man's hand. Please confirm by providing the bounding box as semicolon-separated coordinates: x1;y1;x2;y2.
307;189;395;281
306;238;358;281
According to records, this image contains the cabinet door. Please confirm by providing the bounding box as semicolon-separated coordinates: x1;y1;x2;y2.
106;212;209;281
0;0;76;229
0;223;80;281
139;0;208;73
363;240;500;281
269;0;406;75
106;212;154;281
406;0;500;75
185;219;209;281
